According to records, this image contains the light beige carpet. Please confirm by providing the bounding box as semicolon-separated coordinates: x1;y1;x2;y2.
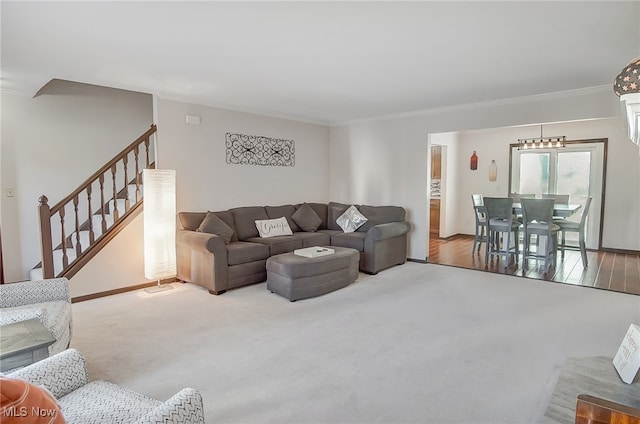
70;262;640;423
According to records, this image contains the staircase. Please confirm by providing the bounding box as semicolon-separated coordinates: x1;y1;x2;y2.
32;125;157;280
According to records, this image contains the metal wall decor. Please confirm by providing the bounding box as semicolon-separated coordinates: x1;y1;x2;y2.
225;132;295;166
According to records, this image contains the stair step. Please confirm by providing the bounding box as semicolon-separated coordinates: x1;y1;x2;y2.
30;247;78;280
128;183;142;204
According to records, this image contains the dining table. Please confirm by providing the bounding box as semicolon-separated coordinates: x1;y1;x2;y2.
512;202;582;218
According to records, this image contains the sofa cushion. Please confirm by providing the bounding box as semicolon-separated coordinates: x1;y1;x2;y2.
327;202;352;230
265;205;300;232
292;203;322;232
291;231;331;247
246;236;303;256
305;203;328;229
230;207;269;240
336;205;368;233
197;212;234;244
357;205;406;232
255;217;293;238
226;242;270;266
330;232;366;251
213;210;239;242
178;212;206;231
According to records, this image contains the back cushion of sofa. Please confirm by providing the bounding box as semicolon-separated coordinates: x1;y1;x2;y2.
265;205;300;232
178;212;207;231
357;205;406;232
327;202;352;231
214;210;239;242
304;203;328;230
230;206;269;240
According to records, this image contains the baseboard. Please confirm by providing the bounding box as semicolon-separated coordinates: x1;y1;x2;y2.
407;258;429;264
599;247;640;255
72;277;178;303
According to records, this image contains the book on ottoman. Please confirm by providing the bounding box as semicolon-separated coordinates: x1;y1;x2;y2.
294;246;335;258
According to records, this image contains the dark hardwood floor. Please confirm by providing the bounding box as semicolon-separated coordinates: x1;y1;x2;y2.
428;235;640;296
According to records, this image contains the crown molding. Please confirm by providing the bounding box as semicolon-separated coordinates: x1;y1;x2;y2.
331;85;612;127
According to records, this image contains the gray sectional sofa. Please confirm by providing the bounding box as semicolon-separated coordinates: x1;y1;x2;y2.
176;201;411;295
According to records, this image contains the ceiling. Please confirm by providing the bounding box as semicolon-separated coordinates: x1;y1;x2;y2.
2;1;639;125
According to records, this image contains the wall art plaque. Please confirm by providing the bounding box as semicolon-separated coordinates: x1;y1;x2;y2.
225;132;295;166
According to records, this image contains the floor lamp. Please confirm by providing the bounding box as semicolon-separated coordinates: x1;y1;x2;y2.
143;169;176;293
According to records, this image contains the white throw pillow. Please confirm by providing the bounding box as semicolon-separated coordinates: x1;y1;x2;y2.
336;205;368;233
255;216;293;238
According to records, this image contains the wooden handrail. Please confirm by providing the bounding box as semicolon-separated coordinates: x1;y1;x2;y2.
38;124;157;279
50;124;156;215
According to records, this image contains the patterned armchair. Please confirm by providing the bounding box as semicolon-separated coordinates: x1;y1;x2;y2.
0;278;72;356
7;348;205;423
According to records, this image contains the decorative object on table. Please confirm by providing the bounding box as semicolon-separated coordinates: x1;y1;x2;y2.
294;246;334;258
517;124;566;150
613;323;640;384
225;132;295;166
470;151;478;170
0;376;65;423
488;160;497;181
143;169;176;293
613;57;640;146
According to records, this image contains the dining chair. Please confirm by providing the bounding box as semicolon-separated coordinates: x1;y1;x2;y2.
541;194;570;205
510;193;536;223
542;194;570;220
556;197;592;268
471;194;487;255
483;197;520;270
521;198;560;270
510;193;536;202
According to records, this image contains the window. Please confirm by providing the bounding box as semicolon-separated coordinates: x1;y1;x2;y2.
509;140;606;250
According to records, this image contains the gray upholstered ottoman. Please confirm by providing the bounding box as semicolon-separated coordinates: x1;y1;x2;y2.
266;247;359;301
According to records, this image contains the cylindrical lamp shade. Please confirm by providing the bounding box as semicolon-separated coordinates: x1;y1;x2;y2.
143;169;176;280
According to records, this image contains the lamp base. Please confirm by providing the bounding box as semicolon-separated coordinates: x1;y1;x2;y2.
144;280;174;294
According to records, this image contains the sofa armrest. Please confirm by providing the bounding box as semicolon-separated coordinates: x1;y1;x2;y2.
365;221;411;242
133;387;205;424
0;307;44;326
0;278;70;308
7;348;88;399
177;229;227;258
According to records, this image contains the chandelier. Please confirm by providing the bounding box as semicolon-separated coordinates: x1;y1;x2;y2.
614;57;640;146
517;125;566;150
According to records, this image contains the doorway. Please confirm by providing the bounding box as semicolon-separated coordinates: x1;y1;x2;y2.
429;145;443;239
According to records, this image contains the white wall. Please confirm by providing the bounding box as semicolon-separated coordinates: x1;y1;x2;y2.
1;84;153;284
329;86;635;261
156;99;330;212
